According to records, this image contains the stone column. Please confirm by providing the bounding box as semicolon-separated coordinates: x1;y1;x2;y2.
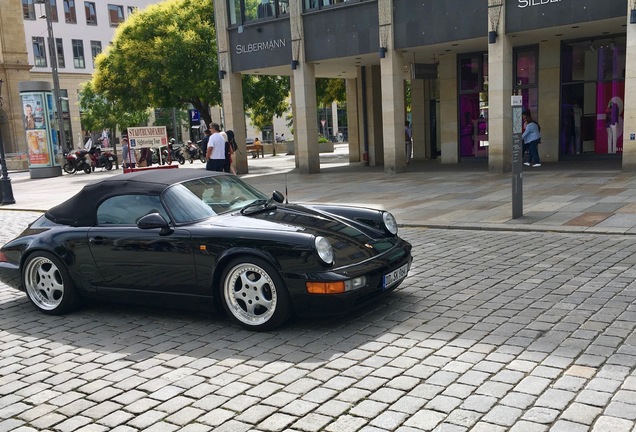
214;0;248;174
487;0;512;172
411;78;429;160
537;40;560;164
290;0;319;173
0;0;32;155
345;78;360;163
624;5;636;170
378;0;405;174
439;55;458;164
364;66;384;166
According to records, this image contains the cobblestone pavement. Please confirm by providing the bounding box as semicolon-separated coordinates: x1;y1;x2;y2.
1;211;635;432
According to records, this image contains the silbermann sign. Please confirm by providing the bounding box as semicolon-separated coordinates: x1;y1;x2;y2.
506;0;624;32
235;38;287;55
517;0;561;7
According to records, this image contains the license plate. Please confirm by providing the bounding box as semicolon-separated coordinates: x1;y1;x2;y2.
108;156;114;160
383;263;409;289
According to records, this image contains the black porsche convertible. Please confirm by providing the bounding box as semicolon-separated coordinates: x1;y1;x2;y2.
0;170;412;331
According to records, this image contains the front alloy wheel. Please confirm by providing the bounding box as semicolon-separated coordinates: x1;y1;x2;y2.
23;252;77;315
221;258;291;331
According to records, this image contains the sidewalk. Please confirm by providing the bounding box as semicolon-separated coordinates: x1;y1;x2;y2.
3;145;635;234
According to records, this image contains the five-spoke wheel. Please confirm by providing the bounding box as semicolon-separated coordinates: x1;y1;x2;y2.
221;258;290;331
23;252;77;315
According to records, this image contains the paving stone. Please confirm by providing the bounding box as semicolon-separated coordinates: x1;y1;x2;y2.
482;405;523;427
403;409;446;430
521;407;560;424
291;412;333;432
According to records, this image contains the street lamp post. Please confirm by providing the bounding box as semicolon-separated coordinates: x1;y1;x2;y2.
36;0;66;162
0;79;16;205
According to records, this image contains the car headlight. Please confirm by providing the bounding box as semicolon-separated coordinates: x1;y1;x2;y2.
382;211;398;235
314;236;334;264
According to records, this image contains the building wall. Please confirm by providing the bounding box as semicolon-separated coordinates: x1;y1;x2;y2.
22;0;157;150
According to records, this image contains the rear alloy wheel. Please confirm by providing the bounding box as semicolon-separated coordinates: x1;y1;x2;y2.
105;161;113;170
221;258;291;331
23;252;77;315
83;165;92;174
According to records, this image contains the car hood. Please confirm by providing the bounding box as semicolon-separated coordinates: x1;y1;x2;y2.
194;204;399;262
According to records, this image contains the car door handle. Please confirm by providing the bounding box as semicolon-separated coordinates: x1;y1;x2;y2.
89;237;105;245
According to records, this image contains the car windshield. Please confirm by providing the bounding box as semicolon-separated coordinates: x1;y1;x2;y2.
162;175;269;223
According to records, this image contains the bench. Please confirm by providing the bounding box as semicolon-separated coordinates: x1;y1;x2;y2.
246;144;264;158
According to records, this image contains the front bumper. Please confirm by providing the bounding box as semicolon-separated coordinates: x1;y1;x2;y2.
287;242;413;318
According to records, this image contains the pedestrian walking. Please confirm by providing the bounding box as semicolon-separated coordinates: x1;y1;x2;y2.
121;137;137;169
522;109;541;167
225;130;238;175
206;123;226;172
405;121;412;164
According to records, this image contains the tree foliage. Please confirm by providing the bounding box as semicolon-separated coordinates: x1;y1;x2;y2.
78;81;149;136
316;78;346;106
242;75;290;133
92;0;218;127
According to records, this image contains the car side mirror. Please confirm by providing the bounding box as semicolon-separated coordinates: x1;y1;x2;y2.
272;191;284;203
137;213;172;235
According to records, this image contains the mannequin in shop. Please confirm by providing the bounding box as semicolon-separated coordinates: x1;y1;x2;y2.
606;100;619;154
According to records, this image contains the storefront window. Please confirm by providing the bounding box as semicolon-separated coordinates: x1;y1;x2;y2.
561;37;625;157
228;0;240;25
237;0;289;22
458;53;488;158
303;0;369;12
513;46;538;115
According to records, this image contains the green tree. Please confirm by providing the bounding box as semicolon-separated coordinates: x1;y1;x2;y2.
92;0;218;127
78;81;149;140
316;78;346;106
243;75;290;155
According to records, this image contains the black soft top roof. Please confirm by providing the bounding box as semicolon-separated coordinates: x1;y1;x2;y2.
45;169;229;227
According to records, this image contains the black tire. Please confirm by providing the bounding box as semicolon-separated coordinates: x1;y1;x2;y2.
220;257;291;331
105;161;113;171
83;165;92;174
63;163;76;174
178;156;185;165
22;252;78;315
189;158;194;164
200;155;206;163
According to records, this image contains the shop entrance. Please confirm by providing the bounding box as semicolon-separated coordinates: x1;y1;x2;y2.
560;36;626;158
458;52;488;158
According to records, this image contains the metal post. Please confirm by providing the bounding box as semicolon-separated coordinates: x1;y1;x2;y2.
39;0;66;164
511;95;523;219
0;80;16;205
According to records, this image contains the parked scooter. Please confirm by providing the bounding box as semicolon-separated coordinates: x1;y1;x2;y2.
165;141;185;165
88;146;117;171
63;149;92;174
191;140;207;163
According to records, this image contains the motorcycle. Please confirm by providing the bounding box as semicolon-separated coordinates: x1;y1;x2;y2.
88;146;117;171
172;144;190;165
63;149;92;174
190;141;207;163
165;143;185;165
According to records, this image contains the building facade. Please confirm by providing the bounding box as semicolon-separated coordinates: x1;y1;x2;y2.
215;0;633;174
0;0;157;156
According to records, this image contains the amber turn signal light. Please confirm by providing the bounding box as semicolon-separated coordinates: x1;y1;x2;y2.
306;281;345;294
